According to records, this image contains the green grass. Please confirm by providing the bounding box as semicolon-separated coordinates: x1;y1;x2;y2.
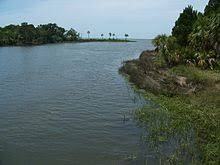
169;65;220;86
134;66;220;164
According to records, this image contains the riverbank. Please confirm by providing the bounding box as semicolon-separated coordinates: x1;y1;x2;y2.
0;39;134;47
78;38;134;43
120;51;220;164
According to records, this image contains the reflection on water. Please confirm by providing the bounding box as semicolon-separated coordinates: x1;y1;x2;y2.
0;40;155;165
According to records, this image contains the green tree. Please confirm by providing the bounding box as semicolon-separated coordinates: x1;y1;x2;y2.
65;28;79;41
125;34;129;40
152;34;167;51
1;25;19;45
113;33;115;39
153;35;181;66
101;34;104;39
172;5;198;46
109;32;112;39
18;23;38;44
87;31;90;39
37;23;65;43
189;13;220;56
0;22;79;46
204;0;220;15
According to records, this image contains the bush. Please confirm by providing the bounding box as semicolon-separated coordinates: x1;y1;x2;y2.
153;35;182;67
153;12;219;69
0;23;80;46
189;13;220;55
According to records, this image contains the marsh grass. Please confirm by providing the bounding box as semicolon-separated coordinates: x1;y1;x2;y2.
169;65;220;86
133;66;220;164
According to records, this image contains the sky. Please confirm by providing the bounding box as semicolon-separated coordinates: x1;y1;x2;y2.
0;0;209;39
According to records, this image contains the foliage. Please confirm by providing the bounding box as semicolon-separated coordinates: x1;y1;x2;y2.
153;0;220;69
65;28;79;41
128;0;220;164
125;34;129;40
87;31;90;39
152;34;167;50
147;2;220;161
172;5;198;46
109;32;112;39
0;22;79;46
189;13;220;56
135;66;220;164
121;51;220;164
170;65;220;85
204;0;220;15
153;35;182;67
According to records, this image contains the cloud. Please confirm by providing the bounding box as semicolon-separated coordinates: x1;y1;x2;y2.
0;0;209;38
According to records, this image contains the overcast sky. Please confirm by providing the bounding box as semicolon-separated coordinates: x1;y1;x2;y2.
0;0;209;39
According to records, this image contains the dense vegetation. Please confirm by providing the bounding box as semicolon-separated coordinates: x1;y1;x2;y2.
150;1;220;163
121;0;219;164
153;1;220;69
0;23;131;46
0;23;79;46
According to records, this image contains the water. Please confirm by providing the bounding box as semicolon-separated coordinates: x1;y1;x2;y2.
0;40;154;165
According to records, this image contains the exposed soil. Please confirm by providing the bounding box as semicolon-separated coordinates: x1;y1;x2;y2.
120;50;200;96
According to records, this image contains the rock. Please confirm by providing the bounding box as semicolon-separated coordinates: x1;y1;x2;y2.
120;50;200;96
186;87;196;95
176;76;187;87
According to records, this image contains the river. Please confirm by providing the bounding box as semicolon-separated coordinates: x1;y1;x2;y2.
0;40;154;165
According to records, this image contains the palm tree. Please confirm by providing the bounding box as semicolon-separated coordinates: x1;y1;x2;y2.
152;34;167;51
101;34;104;39
113;33;115;40
87;31;90;39
109;33;112;40
125;34;129;40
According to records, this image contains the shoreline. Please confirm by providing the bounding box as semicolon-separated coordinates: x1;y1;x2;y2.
0;39;135;47
120;50;220;163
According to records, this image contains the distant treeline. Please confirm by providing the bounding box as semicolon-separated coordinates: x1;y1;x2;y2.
0;23;79;46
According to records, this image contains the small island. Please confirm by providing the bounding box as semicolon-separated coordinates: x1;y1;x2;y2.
0;23;132;46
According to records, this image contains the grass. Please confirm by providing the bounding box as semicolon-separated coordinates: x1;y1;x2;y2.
133;65;220;164
169;65;220;86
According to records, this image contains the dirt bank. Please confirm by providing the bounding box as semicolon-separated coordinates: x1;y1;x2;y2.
120;50;212;96
120;50;220;164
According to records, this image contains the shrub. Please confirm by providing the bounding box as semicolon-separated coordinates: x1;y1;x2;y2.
153;35;182;67
189;13;220;55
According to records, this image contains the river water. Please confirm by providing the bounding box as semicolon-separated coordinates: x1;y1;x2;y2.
0;40;154;165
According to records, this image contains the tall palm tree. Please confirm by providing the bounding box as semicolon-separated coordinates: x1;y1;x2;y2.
109;33;112;40
125;34;129;40
113;33;115;40
101;34;104;39
87;31;90;39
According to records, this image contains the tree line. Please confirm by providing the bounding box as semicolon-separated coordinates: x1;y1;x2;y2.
0;23;79;46
153;0;220;69
0;22;131;46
